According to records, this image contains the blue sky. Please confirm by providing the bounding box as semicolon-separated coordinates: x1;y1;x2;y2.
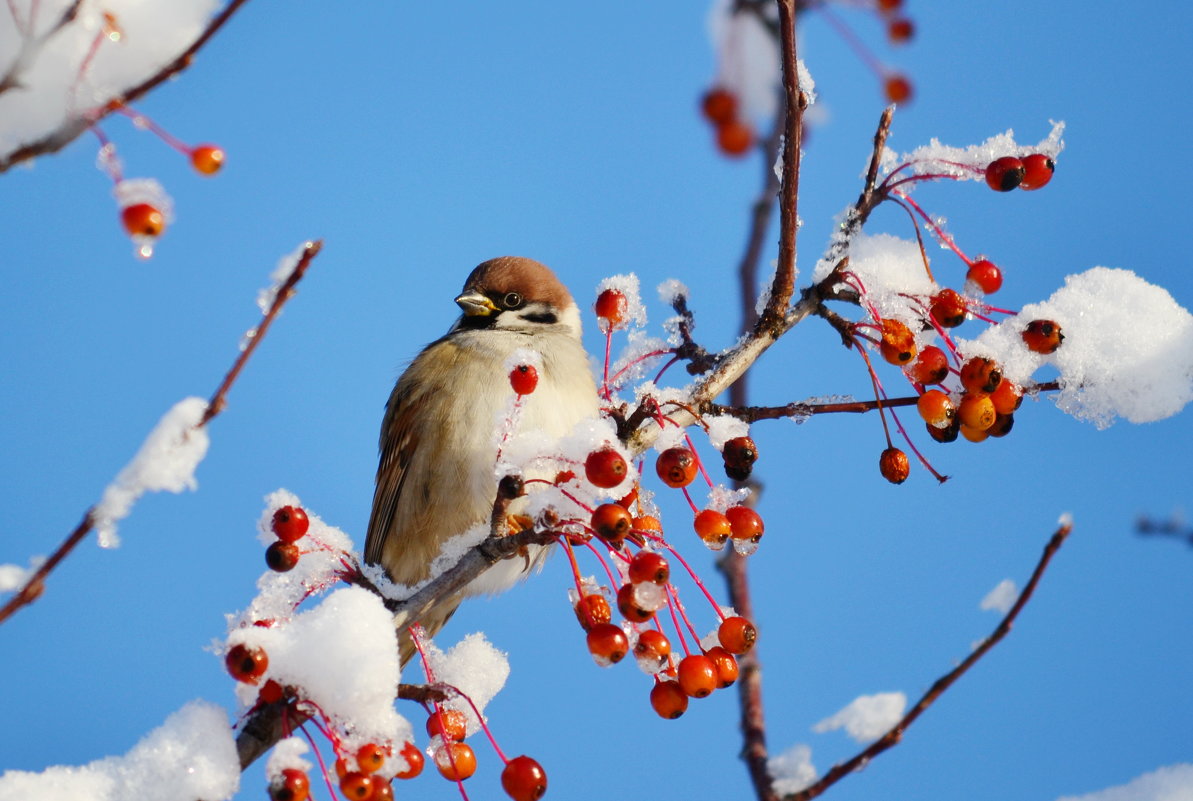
2;2;1191;800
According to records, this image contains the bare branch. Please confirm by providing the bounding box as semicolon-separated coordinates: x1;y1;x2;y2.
0;240;322;625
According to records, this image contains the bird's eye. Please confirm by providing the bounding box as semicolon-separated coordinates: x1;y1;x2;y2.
502;292;524;309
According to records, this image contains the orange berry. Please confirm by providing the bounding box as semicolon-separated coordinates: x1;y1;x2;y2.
434;742;477;782
190;144;225;175
591;503;632;546
718;615;757;654
120;202;165;237
656;447;698;488
628;551;670;585
878;318;917;365
905;345;950;385
701;87;738;125
617;583;654;623
677;653;718;698
990;379;1023;415
501;755;548;801
706;645;740;688
586;622;629;666
394;742;424;780
269;768;310;801
884;74;913;104
633;514;663;534
339;772;374;801
959;356;1002;394
426;708;468;741
716;119;755;157
371;781;395;801
960;423;990;443
634;629;672;663
930;289;967;328
356;743;386;773
916;389;956;428
957;393;997;431
693;509;731;549
879;446;911;484
1022;319;1064;353
725;506;764;541
650;679;689;719
574;593;612;631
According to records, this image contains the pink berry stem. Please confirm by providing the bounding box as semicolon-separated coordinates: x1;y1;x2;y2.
600;328;614;400
652;353;682;385
557;534;588;598
663;583;692;657
891;190;972;265
297;721;340;801
649;535;729;622
683;433;716;489
580;537;625;589
666;582;706;652
812;2;886;77
437;681;508;764
607;348;673;387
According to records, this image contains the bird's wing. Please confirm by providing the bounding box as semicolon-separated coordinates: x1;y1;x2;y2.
363;379;423;567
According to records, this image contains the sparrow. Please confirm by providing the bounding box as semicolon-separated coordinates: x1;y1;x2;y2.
364;256;599;663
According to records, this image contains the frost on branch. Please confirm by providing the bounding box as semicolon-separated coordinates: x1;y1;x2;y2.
768;743;818;796
980;578;1019;615
812;691;908;743
0;0;220;159
963;267;1193;427
92;396;210;548
0;700;238;801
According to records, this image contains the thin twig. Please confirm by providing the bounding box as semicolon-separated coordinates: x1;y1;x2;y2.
784;519;1074;801
0;0;253;172
0;240;322;625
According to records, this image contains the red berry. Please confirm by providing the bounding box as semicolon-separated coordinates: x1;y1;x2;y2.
879;446;911;484
433;742;477;781
265;541;300;572
190;144;225;175
594;288;629;330
959;356;1002;394
121;203;165;237
426;708;468;741
878;318;917;366
656;447;698;488
722;436;758;481
957;393;997;431
617;582;654;623
1022;319;1064;353
716;119;754;157
677;654;718;698
395;742;424;780
930;289;967;328
988;413;1015;438
985;156;1026;192
584;448;628;488
269;768;310;801
574;593;612;631
650;679;689;719
693;509;731;549
340;772;373;800
501;755;548;801
272;506;310;542
634;629;672;663
591;503;632;546
509;364;538;395
258;679;285;704
884;74;913;104
877;0;903;11
926;418;961;444
628;551;670;585
966;259;1003;294
917;389;956;428
701;87;738;126
718;616;757;654
586;623;629;666
1020;153;1055;190
225;643;268;684
905;345;950;385
357;743;387;774
706;645;740;688
990;379;1024;415
887;17;914;42
725;506;764;541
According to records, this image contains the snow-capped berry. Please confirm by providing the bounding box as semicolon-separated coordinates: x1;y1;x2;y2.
426;708;468;741
926;418;961;444
725;506;764;542
617;582;654;623
959;356;1002;394
574;593;612;631
501;755;548;801
628;551;670;585
967;259;1003;294
677;654;718;698
509;364;538;395
585;448;628;488
272;506;310;542
650;680;689;719
716;120;755;157
1019;154;1055;190
985;156;1026;191
586;623;630;666
656;447;698;488
265;541;299;572
634;629;672;664
190;144;225;175
1022;319;1064;353
591;503;632;546
693;509;732;550
356;743;386;774
225;643;269;684
917;389;956;429
395;742;424;780
121;203;165;237
905;345;950;385
879;447;911;484
884;74;913;104
879;318;918;365
701;87;738;125
718;616;757;654
594;289;629;330
722;436;758;481
269;768;310;801
930;289;967;328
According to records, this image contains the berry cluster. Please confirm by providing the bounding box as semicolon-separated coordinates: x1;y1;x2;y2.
265;506;309;572
700;87;755;158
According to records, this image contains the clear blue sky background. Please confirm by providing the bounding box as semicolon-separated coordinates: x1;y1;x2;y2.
2;2;1191;800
